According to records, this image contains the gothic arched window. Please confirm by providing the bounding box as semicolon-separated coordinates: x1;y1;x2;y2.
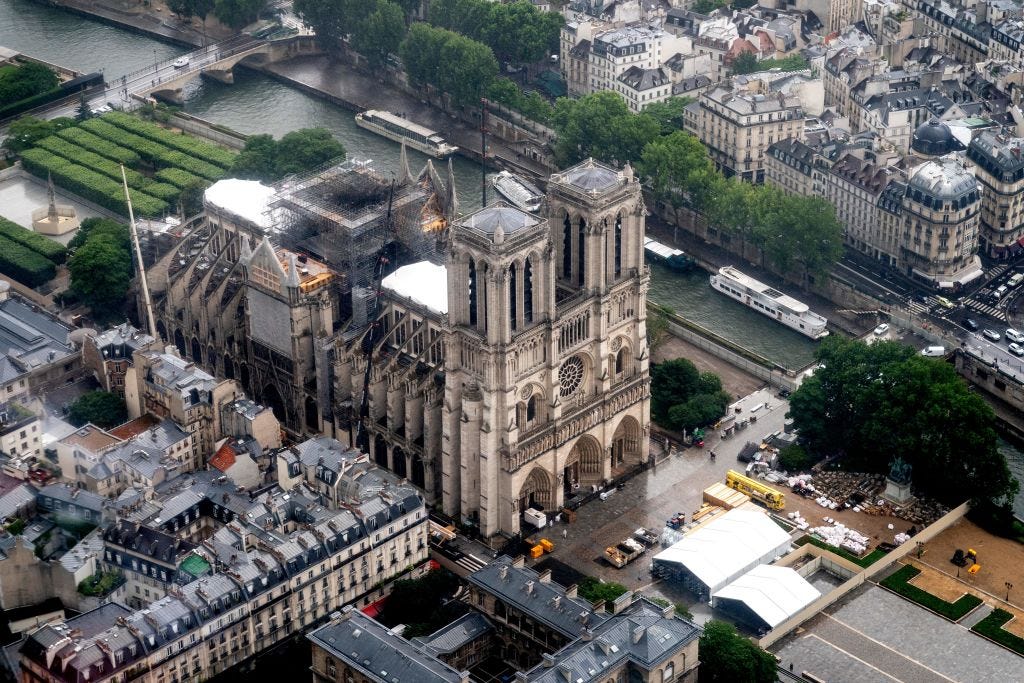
614;213;623;278
524;258;534;324
468;259;478;327
562;213;572;279
577;217;586;287
509;262;517;332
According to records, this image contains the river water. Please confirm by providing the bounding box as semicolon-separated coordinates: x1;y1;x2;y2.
3;0;1023;514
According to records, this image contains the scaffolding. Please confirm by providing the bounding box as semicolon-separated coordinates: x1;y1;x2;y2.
268;157;453;305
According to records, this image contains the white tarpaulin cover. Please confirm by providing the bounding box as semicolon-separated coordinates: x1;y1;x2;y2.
381;261;448;314
712;564;820;628
204;179;275;229
653;504;792;594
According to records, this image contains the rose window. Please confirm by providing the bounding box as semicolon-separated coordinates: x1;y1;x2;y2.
558;356;585;397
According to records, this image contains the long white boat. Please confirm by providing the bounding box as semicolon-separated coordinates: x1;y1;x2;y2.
710;266;829;339
354;110;458;158
492;170;544;212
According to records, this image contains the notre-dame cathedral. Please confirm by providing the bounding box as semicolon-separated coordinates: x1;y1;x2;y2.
147;155;651;539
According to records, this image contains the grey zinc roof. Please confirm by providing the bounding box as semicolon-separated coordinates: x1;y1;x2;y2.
38;483;104;512
617;66;669;92
308;608;465;683
414;612;492;655
555;159;622;193
462;204;541;236
907;157;980;202
0;482;36;519
0;296;75;375
467;557;607;637
524;599;701;683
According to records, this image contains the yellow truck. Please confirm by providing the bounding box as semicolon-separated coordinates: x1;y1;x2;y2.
725;470;785;511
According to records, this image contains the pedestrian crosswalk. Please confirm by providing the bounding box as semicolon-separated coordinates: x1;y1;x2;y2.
965;299;1007;322
454;553;487;573
907;300;930;315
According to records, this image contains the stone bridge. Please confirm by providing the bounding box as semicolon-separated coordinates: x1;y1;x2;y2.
141;35;323;105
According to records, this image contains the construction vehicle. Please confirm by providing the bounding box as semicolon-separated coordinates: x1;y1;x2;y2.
725;469;785;511
605;538;645;568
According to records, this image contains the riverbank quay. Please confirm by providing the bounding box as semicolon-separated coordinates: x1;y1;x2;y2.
25;0;230;48
258;55;553;179
645;212;874;340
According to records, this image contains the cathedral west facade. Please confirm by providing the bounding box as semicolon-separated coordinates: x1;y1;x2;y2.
146;155;651;539
335;159;652;538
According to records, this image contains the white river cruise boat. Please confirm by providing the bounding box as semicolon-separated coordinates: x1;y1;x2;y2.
710;266;829;339
354;110;458;158
492;171;544;212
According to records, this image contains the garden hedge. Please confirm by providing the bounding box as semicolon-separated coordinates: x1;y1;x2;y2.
102;111;236;168
36;135;150;189
21;148;168;218
971;608;1024;655
0;234;56;286
56;127;140;165
0;216;67;264
80;118;225;181
880;565;983;621
155;167;208;190
80;118;173;163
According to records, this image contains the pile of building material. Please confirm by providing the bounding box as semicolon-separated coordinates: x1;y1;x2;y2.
809;522;870;556
894;532;912;546
785;510;809;531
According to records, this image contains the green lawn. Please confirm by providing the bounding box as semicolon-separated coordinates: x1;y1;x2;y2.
971;608;1024;655
879;565;983;621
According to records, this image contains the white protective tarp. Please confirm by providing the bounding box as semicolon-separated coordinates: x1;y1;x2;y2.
712;564;820;628
653;504;792;594
204;179;275;229
381;261;449;314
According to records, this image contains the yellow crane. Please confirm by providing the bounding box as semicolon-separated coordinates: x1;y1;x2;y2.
725;470;785;511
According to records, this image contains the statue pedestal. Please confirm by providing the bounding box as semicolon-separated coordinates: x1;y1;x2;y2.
883;477;914;505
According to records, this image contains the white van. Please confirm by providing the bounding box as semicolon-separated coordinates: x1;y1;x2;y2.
921;346;947;357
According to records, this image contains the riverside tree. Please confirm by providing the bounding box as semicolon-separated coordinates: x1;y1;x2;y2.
789;336;1018;507
229;128;345;182
550;91;660;167
351;0;407;69
400;24;498;108
428;0;563;67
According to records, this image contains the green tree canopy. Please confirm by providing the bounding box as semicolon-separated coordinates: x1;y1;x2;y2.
351;0;407;69
169;0;215;21
68;232;132;316
789;336;1019;507
3;116;74;153
639;130;718;212
0;62;58;106
213;0;265;29
429;0;562;67
229;129;345;182
699;621;777;683
378;569;464;637
551;91;660;167
651;358;730;431
400;24;498;108
68;217;128;253
729;51;759;75
67;391;128;429
642;96;693;135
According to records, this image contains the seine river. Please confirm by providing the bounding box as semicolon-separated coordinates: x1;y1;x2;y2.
2;0;1022;516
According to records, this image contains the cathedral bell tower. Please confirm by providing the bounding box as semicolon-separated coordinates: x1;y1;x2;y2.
443;159;650;539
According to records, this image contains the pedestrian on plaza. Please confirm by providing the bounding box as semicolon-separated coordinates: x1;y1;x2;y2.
562;528;567;539
710;450;716;462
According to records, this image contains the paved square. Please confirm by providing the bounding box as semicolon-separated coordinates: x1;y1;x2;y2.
772;585;1024;682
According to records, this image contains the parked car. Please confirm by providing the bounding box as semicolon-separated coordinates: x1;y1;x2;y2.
873;323;890;336
172;56;190;68
1010;343;1024;357
983;329;1002;342
964;318;980;331
1007;329;1024;344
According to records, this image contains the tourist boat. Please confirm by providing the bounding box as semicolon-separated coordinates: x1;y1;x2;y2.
492;170;544;212
354;110;458;158
644;237;693;272
710;266;829;339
